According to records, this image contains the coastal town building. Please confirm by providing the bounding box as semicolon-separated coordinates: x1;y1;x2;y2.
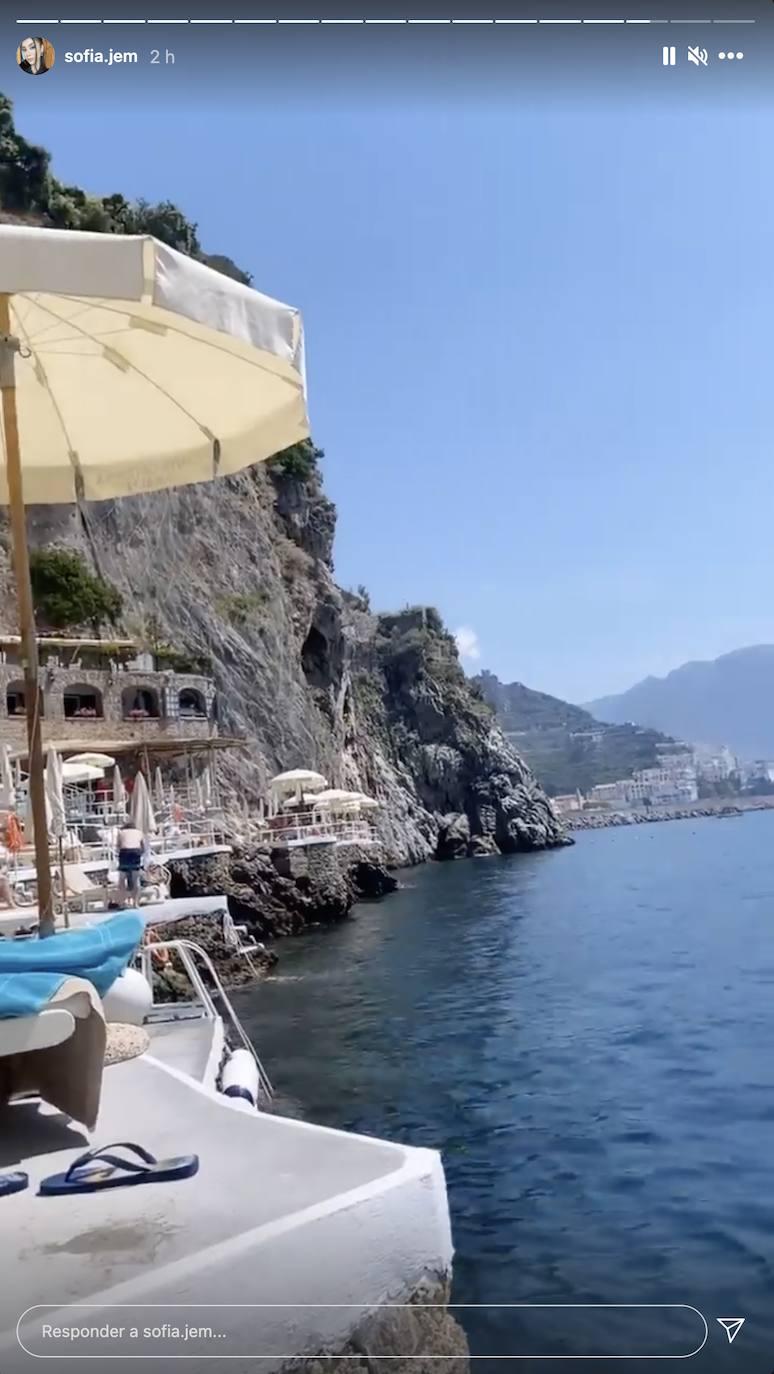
584;762;699;812
623;766;699;807
744;760;774;784
551;791;585;816
587;782;625;808
690;744;738;783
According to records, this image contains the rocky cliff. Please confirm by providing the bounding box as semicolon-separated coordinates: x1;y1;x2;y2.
2;454;565;866
0;90;565;873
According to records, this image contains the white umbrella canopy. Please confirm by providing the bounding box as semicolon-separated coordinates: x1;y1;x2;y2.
0;227;309;934
310;789;364;811
113;764;126;812
129;772;157;837
67;752;115;770
0;743;15;810
154;765;165;811
60;762;103;784
270;769;328;794
341;793;379;811
270;769;328;806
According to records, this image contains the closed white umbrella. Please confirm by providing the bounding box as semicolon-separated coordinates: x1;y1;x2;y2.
0;743;15;810
45;747;68;928
154;765;165;812
0;225;309;935
44;747;67;840
113;764;126;814
130;772;157;838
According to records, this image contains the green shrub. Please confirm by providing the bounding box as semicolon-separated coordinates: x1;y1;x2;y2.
30;548;123;633
215;590;269;625
155;647;213;674
268;440;323;483
0;97;252;282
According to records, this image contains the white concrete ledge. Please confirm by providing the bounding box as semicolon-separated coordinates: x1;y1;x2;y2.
0;1055;453;1374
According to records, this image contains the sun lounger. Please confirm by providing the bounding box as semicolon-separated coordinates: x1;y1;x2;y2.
0;978;105;1128
0;912;144;1128
59;863;120;914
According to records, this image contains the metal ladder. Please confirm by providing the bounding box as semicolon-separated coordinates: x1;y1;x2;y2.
139;937;274;1100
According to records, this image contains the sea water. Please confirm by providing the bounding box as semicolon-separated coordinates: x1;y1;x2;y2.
236;812;774;1372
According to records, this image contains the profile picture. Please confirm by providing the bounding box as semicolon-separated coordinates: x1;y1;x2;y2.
17;36;55;76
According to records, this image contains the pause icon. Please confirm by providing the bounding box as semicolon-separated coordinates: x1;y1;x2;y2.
662;45;676;65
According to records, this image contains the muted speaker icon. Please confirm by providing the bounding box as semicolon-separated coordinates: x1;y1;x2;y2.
688;45;709;66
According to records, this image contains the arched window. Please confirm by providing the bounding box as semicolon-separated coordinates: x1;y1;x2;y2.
6;681;44;719
121;685;161;720
64;685;104;719
178;687;206;719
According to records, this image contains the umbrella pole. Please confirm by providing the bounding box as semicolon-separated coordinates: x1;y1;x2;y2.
58;836;69;930
0;297;54;937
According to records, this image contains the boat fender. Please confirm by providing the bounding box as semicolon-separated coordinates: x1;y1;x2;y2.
221;1047;259;1108
223;1084;256;1103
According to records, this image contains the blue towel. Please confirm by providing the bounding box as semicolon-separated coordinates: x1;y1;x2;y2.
0;911;144;1018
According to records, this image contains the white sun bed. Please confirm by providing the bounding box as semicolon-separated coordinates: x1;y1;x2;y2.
0;979;106;1129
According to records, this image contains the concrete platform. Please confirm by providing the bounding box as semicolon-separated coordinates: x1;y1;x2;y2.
0;895;228;936
0;1052;452;1374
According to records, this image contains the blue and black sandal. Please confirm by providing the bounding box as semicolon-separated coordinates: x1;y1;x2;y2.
0;1171;28;1198
39;1142;199;1195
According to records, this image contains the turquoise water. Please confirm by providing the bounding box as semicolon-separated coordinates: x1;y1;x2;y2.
235;812;774;1372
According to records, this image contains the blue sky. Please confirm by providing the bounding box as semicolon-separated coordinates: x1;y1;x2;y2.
10;55;774;702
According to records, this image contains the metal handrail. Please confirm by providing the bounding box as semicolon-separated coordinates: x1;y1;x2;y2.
141;937;273;1100
253;814;375;847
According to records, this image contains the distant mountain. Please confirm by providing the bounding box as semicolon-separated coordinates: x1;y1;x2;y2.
474;670;674;796
586;645;774;759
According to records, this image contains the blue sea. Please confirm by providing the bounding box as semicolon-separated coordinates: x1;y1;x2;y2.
236;812;774;1373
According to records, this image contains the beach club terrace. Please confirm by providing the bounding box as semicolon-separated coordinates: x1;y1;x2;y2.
0;634;217;749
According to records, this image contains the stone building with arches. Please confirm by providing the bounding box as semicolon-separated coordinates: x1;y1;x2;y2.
0;635;217;747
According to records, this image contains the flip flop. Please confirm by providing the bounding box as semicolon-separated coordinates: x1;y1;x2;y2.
39;1142;199;1195
0;1171;28;1198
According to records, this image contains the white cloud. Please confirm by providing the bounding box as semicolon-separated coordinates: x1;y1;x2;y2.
454;626;481;662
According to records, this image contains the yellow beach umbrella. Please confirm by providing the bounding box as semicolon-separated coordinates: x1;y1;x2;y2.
0;226;309;934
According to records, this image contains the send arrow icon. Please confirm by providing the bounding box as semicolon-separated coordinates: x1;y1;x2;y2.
717;1317;745;1345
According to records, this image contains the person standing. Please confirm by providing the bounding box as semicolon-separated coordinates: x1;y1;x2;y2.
117;823;144;908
